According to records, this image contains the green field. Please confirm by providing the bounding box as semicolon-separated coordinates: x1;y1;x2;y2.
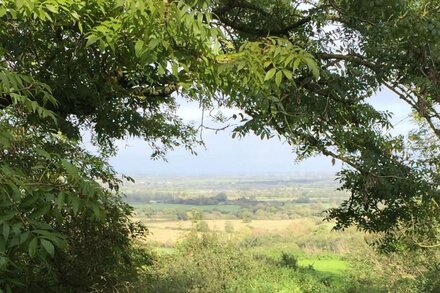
132;203;242;213
124;174;349;204
127;175;438;293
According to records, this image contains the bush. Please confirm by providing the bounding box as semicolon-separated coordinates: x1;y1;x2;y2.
142;232;348;293
280;252;298;270
196;221;210;232
176;210;188;221
143;232;256;293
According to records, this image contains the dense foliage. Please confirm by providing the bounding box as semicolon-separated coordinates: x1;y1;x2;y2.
143;232;345;293
208;0;440;251
0;106;150;291
141;230;440;293
0;0;439;290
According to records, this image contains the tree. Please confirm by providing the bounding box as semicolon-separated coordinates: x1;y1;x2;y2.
196;220;210;232
0;107;150;290
176;209;189;221
0;0;439;289
208;0;440;251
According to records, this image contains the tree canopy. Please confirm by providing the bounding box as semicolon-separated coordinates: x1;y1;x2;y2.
0;0;439;290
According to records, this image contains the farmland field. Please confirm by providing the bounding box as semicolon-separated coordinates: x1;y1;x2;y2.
124;175;438;292
132;203;242;213
127;175;361;278
139;219;318;244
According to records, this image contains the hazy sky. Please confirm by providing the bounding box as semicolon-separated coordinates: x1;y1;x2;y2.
84;88;414;176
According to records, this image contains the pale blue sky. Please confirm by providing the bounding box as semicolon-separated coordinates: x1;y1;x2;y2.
84;88;414;176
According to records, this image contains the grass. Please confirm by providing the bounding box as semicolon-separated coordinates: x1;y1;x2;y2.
299;256;348;275
249;242;348;277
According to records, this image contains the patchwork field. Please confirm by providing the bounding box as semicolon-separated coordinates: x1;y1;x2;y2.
139;219;320;244
124;176;438;293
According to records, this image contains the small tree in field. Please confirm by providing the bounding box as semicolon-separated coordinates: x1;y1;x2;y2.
196;221;210;233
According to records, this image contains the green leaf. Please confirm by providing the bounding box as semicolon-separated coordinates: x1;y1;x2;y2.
61;159;77;176
157;63;166;75
0;6;6;17
40;239;54;256
28;238;38;257
135;40;144;58
20;231;30;244
7;235;19;248
284;55;295;66
148;38;161;50
35;148;51;159
0;211;15;223
21;194;39;208
56;192;65;209
275;70;283;86
31;205;51;218
0;256;8;269
293;58;301;70
45;4;58;13
2;224;9;240
304;57;319;78
282;69;293;80
92;204;103;220
171;63;179;77
264;68;277;81
70;196;80;214
85;35;99;47
33;230;64;247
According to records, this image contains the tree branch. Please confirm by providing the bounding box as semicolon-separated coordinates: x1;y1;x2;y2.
213;1;315;37
317;53;378;72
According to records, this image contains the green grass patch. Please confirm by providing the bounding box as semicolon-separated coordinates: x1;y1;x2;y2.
299;256;347;275
251;245;348;276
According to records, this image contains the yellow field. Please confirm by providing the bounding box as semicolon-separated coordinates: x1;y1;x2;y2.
137;218;323;245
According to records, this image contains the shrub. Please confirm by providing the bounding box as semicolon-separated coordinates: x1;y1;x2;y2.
196;221;210;232
143;232;256;293
142;233;348;293
280;252;298;270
